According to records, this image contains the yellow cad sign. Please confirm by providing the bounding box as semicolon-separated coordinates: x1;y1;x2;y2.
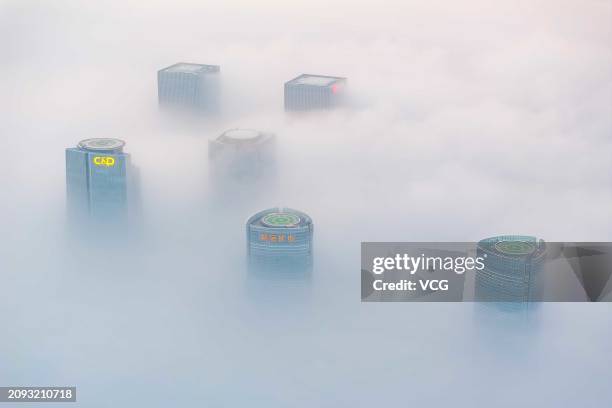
93;156;115;167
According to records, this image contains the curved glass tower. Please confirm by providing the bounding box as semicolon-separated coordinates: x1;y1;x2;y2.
246;208;313;272
475;235;547;304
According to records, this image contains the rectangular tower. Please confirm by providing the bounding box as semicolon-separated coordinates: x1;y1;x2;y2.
284;74;346;111
66;139;131;221
158;62;220;112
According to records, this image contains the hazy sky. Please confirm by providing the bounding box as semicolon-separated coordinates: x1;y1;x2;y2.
0;1;611;407
1;0;610;241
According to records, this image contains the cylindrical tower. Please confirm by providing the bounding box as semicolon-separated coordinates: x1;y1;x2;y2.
475;235;547;303
208;128;275;182
246;208;313;271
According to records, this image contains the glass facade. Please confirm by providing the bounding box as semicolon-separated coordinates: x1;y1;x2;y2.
158;62;220;112
65;139;131;223
475;235;546;303
246;208;313;271
284;74;346;111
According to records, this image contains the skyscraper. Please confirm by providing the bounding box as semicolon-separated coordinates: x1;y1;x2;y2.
475;235;546;305
66;138;134;222
284;74;346;111
208;128;275;182
246;208;313;271
158;62;220;112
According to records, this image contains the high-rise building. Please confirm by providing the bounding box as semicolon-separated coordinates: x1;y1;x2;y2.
475;235;546;304
208;128;275;182
66;138;134;222
246;208;313;271
284;74;346;111
158;62;220;112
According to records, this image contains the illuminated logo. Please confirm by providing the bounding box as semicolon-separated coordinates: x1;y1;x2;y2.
93;156;115;167
259;233;295;243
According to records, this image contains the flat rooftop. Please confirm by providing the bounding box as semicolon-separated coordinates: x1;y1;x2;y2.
261;212;302;228
287;74;345;87
160;63;220;74
216;128;272;144
78;138;125;152
248;208;312;228
494;240;537;256
221;129;261;141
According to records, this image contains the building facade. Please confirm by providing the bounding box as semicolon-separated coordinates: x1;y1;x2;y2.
475;235;547;304
158;62;220;112
284;74;346;111
66;138;133;222
208;128;275;182
246;208;313;270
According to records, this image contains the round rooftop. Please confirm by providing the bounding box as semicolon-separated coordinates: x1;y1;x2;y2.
494;240;536;256
78;138;125;152
218;129;263;144
261;212;301;228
